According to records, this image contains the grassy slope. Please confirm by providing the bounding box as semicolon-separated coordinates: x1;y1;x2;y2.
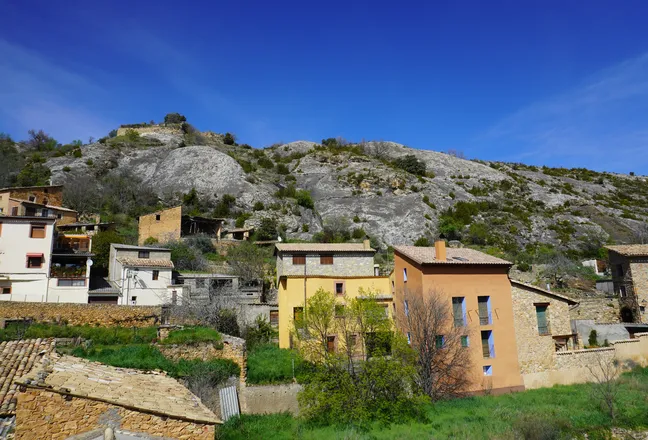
218;367;648;440
246;344;312;385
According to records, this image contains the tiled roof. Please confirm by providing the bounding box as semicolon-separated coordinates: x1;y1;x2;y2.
394;246;512;265
117;258;174;268
111;243;171;251
16;355;220;425
9;198;78;213
510;280;578;305
275;243;375;253
0;339;56;416
605;245;648;257
0;415;15;439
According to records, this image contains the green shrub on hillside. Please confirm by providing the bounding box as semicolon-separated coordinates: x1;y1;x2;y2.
394;154;426;176
0;323;157;344
161;327;222;347
296;190;314;209
276;163;290;175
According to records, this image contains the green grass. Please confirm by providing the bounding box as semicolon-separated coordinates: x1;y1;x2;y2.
70;344;239;383
0;323;157;345
160;327;222;346
246;344;312;385
218;367;648;440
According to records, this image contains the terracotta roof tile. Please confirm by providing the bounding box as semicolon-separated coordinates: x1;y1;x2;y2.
605;245;648;257
275;243;374;253
117;258;174;268
0;339;56;416
16;355;220;424
395;246;511;265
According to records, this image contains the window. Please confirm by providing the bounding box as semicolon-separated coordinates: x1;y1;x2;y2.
196;279;206;288
57;214;62;219
404;300;409;317
320;254;334;265
131;296;137;305
483;365;493;376
1;286;10;294
478;296;491;325
293;307;304;322
452;297;466;327
292;255;306;265
327;336;336;353
435;335;445;349
403;268;408;282
28;195;36;202
270;310;279;325
481;330;494;359
155;214;161;221
461;335;469;347
335;281;345;296
152;270;159;281
26;256;43;268
535;304;550;335
30;224;46;239
57;279;86;287
138;251;150;259
11;207;18;216
617;264;624;277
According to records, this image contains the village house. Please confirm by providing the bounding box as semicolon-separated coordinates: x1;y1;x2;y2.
0;185;78;225
14;354;220;439
393;241;525;394
221;226;255;241
107;243;181;305
606;244;648;323
57;220;115;236
510;280;579;375
137;206;225;245
275;241;392;349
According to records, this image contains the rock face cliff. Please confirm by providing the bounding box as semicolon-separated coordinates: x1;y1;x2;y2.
46;127;647;251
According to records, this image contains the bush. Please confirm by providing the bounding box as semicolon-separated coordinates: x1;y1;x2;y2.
296;190;314;209
414;237;431;247
257;217;278;241
242;316;276;351
63;166;71;172
302;224;310;232
164;113;187;124
589;329;599;347
257;156;274;169
214;194;236;217
223;132;236;145
253;201;265;211
124;129;140;142
351;227;366;239
394;154;426;176
235;212;252;228
276;163;290;175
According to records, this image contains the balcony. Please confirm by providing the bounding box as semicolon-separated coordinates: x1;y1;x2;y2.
50;266;86;279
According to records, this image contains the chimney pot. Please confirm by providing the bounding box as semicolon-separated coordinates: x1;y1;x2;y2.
434;240;447;261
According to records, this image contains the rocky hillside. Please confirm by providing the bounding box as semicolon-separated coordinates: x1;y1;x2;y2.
44;124;648;257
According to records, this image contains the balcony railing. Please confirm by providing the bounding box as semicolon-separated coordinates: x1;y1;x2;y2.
50;266;86;279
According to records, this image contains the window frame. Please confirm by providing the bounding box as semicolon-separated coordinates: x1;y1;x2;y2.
155;214;161;221
138;251;150;259
535;303;550;335
292;255;306;265
320;254;334;265
334;281;345;296
483;365;493;376
26;255;43;268
403;268;408;282
152;270;160;281
30;224;46;239
56;279;86;287
1;286;10;294
269;310;279;325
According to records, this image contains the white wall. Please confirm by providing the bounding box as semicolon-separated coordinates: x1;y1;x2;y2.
118;267;174;306
0;220;54;300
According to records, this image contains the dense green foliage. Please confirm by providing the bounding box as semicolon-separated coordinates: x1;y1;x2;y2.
0;323;157;344
223;132;236;145
256;217;278;241
220;367;648;439
160;327;222;346
91;230;126;270
246;344;312;385
164;113;187;124
295;189;314;209
393;154;426;176
242;317;276;350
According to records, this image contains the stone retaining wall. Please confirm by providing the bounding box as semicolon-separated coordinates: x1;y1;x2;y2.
0;302;160;328
569;297;620;323
16;389;215;440
240;384;301;415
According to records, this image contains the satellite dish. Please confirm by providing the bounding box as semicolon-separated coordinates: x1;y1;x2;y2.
88;259;94;267
277;236;283;242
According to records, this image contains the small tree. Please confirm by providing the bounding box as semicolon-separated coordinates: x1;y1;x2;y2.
588;329;599;347
164;113;187;124
586;354;621;420
227;241;269;282
256;217;278;241
223;132;236;145
393;154;426;176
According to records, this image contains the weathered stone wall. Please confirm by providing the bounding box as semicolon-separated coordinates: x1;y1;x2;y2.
7;186;63;207
0;302;160;327
15;389;215;440
158;335;247;383
137;206;182;245
569;297;620;323
629;261;648;323
277;252;375;278
116;125;183;137
511;284;573;374
240;384;301;415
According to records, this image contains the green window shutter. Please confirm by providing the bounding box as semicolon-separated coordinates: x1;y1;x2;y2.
536;306;548;334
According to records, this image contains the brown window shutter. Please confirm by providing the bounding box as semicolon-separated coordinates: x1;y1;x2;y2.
293;255;306;265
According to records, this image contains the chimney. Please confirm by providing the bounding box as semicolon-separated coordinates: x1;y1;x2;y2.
434;240;447;261
363;238;371;250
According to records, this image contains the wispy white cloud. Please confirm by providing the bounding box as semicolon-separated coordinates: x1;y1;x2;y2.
478;53;648;173
0;39;115;143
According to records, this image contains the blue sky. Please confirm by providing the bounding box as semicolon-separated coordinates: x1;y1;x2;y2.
2;1;648;173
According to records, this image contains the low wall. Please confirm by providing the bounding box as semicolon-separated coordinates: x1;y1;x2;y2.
523;334;648;389
240;384;301;415
158;335;247;384
116;125;182;137
0;301;160;327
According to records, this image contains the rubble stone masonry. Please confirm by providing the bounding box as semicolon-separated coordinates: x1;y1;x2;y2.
0;302;160;327
16;389;215;440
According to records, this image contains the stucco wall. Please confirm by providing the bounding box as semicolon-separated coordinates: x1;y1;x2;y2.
15;389;215;440
0;301;161;327
137;206;182;245
277;252;375;278
511;284;573;374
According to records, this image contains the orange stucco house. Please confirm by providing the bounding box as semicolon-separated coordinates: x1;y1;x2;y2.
393;241;524;394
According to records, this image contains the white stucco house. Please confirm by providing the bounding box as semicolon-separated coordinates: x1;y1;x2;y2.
107;244;181;306
0;216;94;303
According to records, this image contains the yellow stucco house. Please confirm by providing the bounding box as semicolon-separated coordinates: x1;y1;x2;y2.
275;242;392;349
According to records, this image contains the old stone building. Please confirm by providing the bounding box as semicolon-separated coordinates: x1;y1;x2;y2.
14;355;220;439
138;206;225;245
0;185;78;225
606;245;648;323
510;280;578;375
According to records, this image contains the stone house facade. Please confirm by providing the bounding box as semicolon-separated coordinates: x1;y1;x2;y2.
275;241;376;281
138;206;224;245
606;245;648;323
510;280;578;375
14;355;219;439
0;185;64;211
